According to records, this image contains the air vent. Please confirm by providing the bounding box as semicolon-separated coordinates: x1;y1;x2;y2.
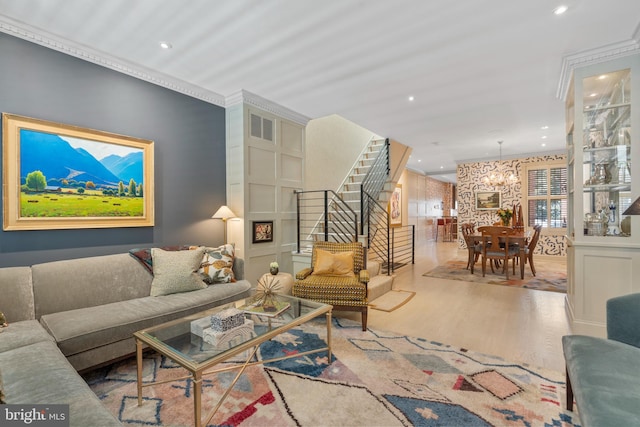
250;113;274;141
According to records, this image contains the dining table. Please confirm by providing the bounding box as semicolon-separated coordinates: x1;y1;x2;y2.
467;228;531;279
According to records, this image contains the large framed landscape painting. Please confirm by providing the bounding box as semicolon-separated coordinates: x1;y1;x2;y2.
2;113;154;230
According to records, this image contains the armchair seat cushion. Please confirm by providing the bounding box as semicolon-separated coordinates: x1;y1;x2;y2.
292;274;367;307
563;335;640;427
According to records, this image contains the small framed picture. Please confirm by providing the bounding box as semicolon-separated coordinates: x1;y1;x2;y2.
475;191;501;210
388;184;402;227
252;221;273;243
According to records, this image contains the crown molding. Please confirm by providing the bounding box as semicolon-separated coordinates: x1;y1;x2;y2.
557;38;640;101
225;90;311;126
0;15;226;107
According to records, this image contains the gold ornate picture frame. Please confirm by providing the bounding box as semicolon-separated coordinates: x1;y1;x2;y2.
2;113;154;230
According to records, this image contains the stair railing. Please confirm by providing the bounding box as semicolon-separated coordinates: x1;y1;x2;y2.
362;189;390;274
388;225;415;273
295;189;358;253
360;138;390;235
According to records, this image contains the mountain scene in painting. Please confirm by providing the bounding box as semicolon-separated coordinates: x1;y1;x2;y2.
20;130;143;187
18;129;145;218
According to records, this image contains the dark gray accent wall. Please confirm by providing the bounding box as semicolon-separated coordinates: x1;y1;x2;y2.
0;34;227;267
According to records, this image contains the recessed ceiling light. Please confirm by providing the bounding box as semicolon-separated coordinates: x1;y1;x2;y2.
541;135;548;139
440;166;444;169
553;5;568;15
590;93;597;97
159;41;172;49
408;96;415;101
541;125;549;130
542;143;547;147
598;75;607;80
418;159;421;162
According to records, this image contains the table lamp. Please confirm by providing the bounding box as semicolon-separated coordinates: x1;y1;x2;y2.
212;205;236;244
621;197;640;236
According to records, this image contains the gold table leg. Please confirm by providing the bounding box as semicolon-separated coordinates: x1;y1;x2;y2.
193;371;202;427
136;339;143;406
326;309;332;362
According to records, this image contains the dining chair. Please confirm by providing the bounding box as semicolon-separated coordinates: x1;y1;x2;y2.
460;223;479;271
477;226;519;279
524;224;542;276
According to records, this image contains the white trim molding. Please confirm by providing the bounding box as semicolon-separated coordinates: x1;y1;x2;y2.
0;15;226;106
225;90;311;126
557;39;640;101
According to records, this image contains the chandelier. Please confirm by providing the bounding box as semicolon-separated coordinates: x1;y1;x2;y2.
481;140;518;186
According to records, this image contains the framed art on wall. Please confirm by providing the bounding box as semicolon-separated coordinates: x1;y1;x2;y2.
252;220;273;243
2;113;154;231
389;184;402;227
475;191;501;210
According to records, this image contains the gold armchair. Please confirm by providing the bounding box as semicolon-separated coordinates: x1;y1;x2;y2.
293;241;369;331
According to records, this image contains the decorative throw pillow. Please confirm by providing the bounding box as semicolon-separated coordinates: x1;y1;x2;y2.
150;247;207;296
199;244;235;284
129;245;192;274
312;249;354;276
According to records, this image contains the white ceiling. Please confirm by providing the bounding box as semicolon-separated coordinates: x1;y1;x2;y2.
1;0;639;184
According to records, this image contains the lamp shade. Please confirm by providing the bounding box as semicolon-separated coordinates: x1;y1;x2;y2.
212;205;236;219
623;197;640;215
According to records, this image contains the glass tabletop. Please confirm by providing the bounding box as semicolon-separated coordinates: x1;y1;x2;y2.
135;293;330;368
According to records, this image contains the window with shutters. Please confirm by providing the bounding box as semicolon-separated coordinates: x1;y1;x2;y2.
524;161;567;230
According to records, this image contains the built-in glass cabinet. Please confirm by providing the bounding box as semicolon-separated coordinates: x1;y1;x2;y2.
565;52;640;338
567;63;637;239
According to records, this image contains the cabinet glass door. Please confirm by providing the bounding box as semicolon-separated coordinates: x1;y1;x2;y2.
582;68;632;236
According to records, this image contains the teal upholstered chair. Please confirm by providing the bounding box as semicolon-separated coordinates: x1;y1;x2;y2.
562;293;640;426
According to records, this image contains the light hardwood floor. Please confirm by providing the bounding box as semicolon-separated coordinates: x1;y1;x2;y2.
340;241;571;373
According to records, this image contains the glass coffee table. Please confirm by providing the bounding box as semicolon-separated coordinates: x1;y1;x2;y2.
134;294;331;427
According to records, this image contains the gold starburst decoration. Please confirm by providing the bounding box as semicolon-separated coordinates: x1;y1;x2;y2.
253;275;282;311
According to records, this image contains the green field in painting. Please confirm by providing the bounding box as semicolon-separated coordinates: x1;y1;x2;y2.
20;191;143;217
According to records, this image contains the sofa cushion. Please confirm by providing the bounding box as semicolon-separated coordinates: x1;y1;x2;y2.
32;253;153;317
563;335;640;427
0;266;34;322
0;320;54;354
0;367;5;404
150;247;207;296
40;280;252;358
0;340;120;426
199;244;236;284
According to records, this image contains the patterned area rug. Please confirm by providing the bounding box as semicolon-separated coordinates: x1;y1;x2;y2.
84;318;580;426
422;259;567;293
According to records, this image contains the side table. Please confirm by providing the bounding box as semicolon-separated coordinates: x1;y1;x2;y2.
258;272;293;295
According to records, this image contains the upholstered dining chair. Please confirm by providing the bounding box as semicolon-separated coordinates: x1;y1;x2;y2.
524;225;542;276
477;226;519;279
293;241;369;331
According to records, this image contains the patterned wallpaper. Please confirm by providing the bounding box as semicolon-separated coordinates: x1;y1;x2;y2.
456;153;567;257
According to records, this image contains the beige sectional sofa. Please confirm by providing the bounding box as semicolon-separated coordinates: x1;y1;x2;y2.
0;250;252;426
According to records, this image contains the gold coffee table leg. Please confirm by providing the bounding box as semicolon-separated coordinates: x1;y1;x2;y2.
136;339;143;406
326;310;332;362
193;371;202;427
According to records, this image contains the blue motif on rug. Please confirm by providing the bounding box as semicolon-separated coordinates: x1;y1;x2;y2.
257;328;335;377
384;394;492;426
